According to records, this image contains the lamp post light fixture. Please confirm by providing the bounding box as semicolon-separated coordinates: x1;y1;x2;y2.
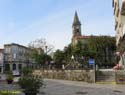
71;55;75;69
71;55;74;60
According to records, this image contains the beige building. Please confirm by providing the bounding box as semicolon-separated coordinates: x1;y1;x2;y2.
112;0;125;67
72;11;90;46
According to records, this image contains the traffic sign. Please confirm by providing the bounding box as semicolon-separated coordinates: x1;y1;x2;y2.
89;59;95;65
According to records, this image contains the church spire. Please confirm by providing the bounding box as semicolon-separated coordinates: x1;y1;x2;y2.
72;11;81;26
72;11;82;37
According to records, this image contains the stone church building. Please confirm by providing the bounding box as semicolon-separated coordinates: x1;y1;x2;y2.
71;11;90;46
71;11;116;68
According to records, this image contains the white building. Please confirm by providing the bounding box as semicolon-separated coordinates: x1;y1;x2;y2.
112;0;125;67
4;43;33;72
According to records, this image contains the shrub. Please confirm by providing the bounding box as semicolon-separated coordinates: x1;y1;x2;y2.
6;71;13;79
21;67;33;76
18;75;43;94
6;74;13;80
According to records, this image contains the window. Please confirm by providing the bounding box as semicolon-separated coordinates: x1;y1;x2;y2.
5;48;10;53
18;64;22;70
5;64;10;71
0;67;2;73
76;26;79;29
12;64;16;70
13;53;16;59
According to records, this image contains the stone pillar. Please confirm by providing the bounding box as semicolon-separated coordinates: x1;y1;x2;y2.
10;64;13;71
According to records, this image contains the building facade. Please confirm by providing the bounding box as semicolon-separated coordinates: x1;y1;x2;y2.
112;0;125;67
0;49;4;73
71;11;116;67
4;43;33;72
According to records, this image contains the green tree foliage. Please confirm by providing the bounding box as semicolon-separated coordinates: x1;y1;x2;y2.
53;49;64;67
28;38;53;66
87;36;116;67
63;44;73;64
53;36;116;68
32;51;51;65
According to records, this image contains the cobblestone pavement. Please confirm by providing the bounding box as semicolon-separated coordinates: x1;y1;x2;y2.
0;79;125;95
40;79;125;95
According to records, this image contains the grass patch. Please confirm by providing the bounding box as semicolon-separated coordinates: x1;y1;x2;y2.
0;90;21;95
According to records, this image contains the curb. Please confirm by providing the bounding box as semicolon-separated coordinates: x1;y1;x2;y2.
96;81;116;85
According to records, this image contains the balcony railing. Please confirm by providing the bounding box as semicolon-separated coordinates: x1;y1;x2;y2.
121;0;125;15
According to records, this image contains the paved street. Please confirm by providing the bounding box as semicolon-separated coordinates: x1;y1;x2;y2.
0;78;125;95
40;79;125;95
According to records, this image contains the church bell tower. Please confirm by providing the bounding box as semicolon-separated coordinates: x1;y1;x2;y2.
72;11;81;37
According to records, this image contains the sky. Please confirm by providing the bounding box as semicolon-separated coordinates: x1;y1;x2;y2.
0;0;115;50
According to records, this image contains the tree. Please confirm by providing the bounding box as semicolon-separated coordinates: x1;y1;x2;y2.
28;38;53;66
63;44;73;64
88;36;116;67
52;36;116;69
28;38;54;54
53;49;64;68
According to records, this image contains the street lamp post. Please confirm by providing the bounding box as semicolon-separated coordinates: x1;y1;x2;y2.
45;45;48;69
45;46;47;55
81;56;84;69
71;55;75;69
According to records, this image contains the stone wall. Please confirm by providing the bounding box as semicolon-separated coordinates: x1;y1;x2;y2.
96;70;125;84
115;70;125;84
33;69;125;84
33;70;95;83
96;70;115;82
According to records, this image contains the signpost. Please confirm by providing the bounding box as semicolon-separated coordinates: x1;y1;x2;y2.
89;58;96;83
89;59;95;65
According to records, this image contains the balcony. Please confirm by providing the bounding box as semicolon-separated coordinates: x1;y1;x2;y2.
121;0;125;15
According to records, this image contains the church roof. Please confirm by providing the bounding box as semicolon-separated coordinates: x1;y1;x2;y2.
76;35;90;39
72;11;81;26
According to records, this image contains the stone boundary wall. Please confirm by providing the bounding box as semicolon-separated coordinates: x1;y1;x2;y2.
115;70;125;84
33;70;95;83
96;70;115;82
33;69;125;84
